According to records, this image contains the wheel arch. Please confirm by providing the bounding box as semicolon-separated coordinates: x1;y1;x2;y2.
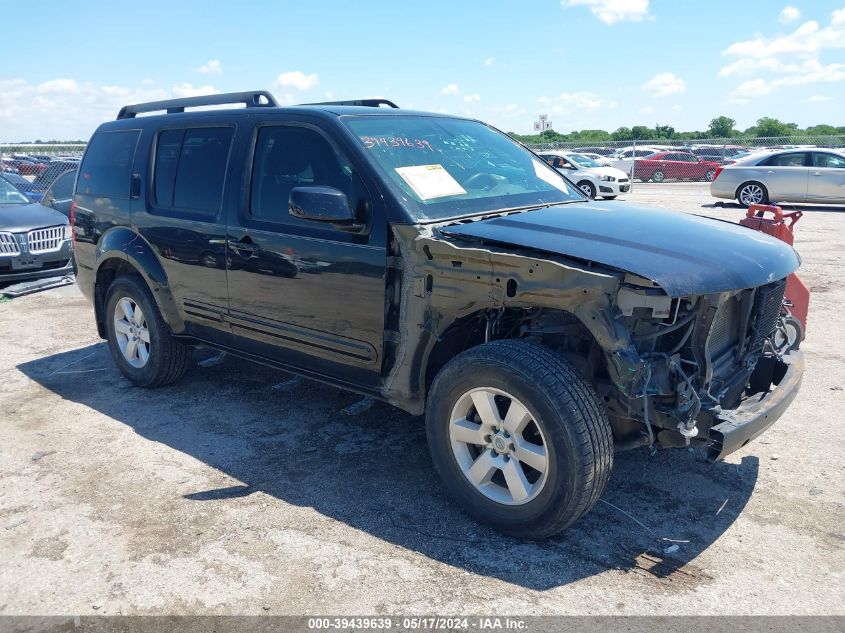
93;228;184;338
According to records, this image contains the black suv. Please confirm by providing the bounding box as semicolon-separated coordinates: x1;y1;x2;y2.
74;91;803;538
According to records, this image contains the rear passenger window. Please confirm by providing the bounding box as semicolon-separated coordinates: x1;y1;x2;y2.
761;153;806;167
152;126;233;216
78;130;140;198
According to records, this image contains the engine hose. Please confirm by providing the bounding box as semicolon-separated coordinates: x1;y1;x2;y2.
634;309;697;342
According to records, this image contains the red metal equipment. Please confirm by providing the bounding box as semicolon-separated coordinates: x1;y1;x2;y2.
740;204;809;345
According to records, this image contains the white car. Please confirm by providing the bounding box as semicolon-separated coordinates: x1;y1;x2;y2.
538;151;631;199
608;146;664;174
579;152;614;166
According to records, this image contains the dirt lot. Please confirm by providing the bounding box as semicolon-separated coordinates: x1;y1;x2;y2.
1;183;843;615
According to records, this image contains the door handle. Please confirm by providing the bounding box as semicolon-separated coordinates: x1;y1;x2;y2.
227;239;258;254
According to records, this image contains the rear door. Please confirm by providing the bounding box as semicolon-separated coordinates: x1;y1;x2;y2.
758;152;809;202
808;152;845;202
225;120;387;386
131;122;235;344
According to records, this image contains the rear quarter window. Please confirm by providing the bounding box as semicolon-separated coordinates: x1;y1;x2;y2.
77;130;140;198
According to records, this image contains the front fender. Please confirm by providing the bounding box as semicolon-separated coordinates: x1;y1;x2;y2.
95;227;185;334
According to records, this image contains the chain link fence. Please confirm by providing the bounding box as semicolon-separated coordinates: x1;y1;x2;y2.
0;144;85;203
524;135;845;185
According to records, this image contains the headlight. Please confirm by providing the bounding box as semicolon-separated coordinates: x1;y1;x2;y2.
599;175;616;182
63;224;71;240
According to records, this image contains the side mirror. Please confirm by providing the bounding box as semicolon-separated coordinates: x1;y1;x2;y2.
288;186;361;230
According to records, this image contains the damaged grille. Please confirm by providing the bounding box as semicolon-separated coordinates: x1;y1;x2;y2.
750;278;787;350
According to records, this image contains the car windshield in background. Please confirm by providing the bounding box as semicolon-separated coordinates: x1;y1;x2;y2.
567;153;601;168
0;178;30;205
343;116;582;221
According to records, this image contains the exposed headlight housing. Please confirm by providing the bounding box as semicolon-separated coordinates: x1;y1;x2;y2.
599;175;616;182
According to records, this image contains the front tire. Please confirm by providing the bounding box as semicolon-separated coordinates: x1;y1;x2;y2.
577;181;596;199
651;170;665;183
105;275;191;388
425;341;613;539
704;169;716;182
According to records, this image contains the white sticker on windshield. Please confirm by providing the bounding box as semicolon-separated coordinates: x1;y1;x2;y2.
395;164;467;201
532;158;569;192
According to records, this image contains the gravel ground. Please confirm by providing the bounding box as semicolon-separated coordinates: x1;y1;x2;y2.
0;183;843;616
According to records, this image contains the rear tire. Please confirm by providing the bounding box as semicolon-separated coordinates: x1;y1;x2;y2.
736;181;769;207
705;169;716;182
425;340;613;539
104;275;190;388
651;170;665;183
602;196;617;200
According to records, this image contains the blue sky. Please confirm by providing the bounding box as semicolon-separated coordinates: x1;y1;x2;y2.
1;0;843;141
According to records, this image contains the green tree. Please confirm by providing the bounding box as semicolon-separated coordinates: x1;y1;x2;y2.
654;124;675;139
630;125;655;140
708;116;736;138
805;124;838;135
611;127;633;141
747;117;798;138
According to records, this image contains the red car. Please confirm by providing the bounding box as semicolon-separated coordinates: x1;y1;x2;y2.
2;157;47;176
634;151;720;182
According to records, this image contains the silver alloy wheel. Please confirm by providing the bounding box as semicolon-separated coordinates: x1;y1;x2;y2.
449;387;549;506
113;297;150;368
705;169;716;182
739;184;764;205
652;170;665;182
579;183;594;197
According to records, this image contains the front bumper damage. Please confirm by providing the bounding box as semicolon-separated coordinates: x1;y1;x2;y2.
706;351;804;461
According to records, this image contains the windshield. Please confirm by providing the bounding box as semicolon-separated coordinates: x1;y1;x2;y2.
0;178;30;205
566;153;601;168
343;116;583;221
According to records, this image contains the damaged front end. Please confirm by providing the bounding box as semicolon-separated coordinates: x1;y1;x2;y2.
608;274;803;461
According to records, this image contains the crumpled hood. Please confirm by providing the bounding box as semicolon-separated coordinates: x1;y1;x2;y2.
0;202;69;233
440;201;800;297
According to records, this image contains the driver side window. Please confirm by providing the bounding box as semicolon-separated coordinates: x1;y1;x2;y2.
250;126;365;229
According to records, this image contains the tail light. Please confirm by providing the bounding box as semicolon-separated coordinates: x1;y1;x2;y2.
713;166;724;181
69;201;77;247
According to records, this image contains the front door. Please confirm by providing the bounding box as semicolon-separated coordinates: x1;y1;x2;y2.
808;152;845;202
225;122;387;386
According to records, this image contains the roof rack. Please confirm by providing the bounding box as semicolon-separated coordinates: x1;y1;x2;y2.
301;98;399;109
117;90;279;120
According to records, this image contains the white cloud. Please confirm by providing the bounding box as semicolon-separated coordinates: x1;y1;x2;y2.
274;70;319;91
722;12;845;59
37;78;80;94
172;83;219;98
196;59;222;75
324;91;335;99
808;94;833;102
537;91;615;111
779;6;801;24
463;93;481;103
484;57;495;66
440;83;460;95
0;78;171;141
638;106;654;114
642;72;686;97
730;79;773;102
560;0;650;25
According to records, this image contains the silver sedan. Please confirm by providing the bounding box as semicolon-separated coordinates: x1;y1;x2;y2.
710;149;845;206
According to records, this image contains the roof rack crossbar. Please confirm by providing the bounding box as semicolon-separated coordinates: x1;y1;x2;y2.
117;90;279;120
301;98;400;109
